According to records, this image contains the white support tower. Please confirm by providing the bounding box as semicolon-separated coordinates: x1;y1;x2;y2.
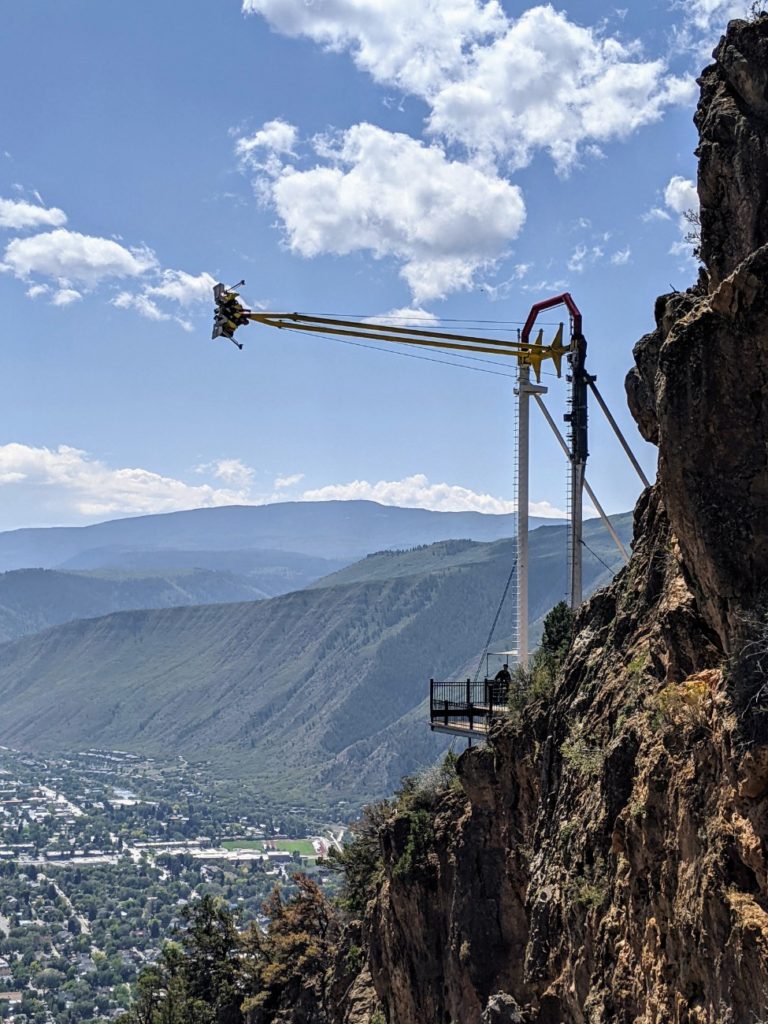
515;363;547;667
570;460;585;608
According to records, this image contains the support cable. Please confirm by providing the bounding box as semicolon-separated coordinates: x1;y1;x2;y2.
310;312;565;328
474;557;518;682
259;325;565;381
291;329;521;378
580;538;621;576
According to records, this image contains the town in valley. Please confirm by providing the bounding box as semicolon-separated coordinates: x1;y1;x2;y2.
0;747;342;1023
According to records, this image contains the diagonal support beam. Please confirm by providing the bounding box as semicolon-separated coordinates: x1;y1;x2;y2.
532;394;630;565
587;379;651;489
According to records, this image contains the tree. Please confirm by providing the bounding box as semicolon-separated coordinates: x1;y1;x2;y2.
241;874;339;1024
541;601;576;661
35;967;65;992
179;895;242;1022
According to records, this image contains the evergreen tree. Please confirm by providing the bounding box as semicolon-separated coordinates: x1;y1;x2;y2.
541;601;576;660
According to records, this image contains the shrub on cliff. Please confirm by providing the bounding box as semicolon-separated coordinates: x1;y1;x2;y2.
508;602;576;717
541;601;576;661
327;800;391;918
329;754;462;906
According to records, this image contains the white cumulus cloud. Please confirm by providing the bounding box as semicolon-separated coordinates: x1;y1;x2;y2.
0;197;67;231
112;289;195;332
0;445;557;525
2;229;157;288
51;288;82;307
244;1;695;174
196;458;256;488
113;269;215;329
664;175;699;215
642;206;671;222
0;201;214;329
661;175;700;261
26;284;50;300
146;269;217;306
682;0;752;32
0;443;251;521
363;307;439;328
427;6;696;173
237;118;298;159
299;472;566;517
113;291;170;322
242;121;526;302
274;472;305;489
242;0;506;97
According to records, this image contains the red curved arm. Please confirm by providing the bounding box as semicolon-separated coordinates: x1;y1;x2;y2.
521;293;582;345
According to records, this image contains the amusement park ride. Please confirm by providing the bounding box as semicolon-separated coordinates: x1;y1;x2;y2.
212;281;648;739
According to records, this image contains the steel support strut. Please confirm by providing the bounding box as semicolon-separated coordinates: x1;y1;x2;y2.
587;379;651;489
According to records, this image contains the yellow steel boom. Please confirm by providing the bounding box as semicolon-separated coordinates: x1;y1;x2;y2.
242;310;570;382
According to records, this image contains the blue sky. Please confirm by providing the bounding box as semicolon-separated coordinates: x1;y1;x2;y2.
0;0;745;530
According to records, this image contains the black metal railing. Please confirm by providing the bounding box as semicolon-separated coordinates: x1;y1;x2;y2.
429;678;509;733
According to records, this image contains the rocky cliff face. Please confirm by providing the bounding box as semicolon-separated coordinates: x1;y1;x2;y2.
359;15;768;1024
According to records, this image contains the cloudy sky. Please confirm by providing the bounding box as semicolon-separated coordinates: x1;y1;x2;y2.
0;0;745;530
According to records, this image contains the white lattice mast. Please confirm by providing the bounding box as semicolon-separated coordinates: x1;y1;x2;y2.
509;375;520;665
515;364;529;668
515;363;548;667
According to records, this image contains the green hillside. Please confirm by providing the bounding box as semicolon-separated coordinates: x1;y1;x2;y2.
0;568;269;643
59;547;346;595
0;516;632;809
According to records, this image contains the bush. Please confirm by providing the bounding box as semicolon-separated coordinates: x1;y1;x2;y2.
507;649;558;717
506;602;576;719
391;808;435;883
327;800;389;917
571;859;609;911
561;723;604;778
655;677;710;730
396;753;461;812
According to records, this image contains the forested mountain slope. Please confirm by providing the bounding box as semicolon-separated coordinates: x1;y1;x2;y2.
0;567;270;643
0;516;630;808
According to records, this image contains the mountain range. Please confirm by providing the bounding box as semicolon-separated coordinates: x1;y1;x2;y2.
0;500;561;570
0;507;632;808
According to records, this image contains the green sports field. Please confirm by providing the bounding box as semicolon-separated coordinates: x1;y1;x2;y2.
221;838;318;857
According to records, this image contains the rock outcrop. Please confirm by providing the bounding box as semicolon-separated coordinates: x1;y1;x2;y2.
356;15;768;1024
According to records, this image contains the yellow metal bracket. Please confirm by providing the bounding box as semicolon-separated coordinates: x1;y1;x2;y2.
522;323;570;382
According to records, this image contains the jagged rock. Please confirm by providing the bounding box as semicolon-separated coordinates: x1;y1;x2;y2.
480;992;525;1023
697;16;768;287
625;15;768;648
656;243;768;647
625;289;702;446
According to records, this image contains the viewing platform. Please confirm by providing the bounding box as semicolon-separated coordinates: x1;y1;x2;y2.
429;678;509;739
